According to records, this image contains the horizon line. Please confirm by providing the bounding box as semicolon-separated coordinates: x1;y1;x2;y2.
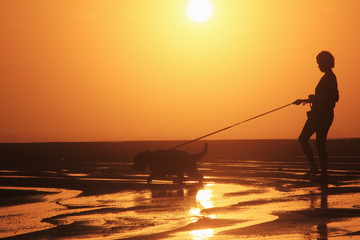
1;138;359;144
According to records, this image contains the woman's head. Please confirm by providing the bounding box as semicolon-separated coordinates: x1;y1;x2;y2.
316;51;335;72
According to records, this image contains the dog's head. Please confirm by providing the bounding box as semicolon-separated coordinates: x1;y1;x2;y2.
133;151;151;171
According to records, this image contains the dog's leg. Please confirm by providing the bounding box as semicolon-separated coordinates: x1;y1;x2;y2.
198;173;203;184
175;172;184;184
189;171;203;183
147;174;154;184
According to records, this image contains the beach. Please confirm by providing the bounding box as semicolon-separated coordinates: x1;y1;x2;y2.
1;139;360;239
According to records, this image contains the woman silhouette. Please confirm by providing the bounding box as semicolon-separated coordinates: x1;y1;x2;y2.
293;51;339;179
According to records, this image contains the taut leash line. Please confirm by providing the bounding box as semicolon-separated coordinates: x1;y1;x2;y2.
169;102;294;150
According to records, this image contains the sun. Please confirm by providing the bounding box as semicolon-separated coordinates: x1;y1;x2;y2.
187;0;213;22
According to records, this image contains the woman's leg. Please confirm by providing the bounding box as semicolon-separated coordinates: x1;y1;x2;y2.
316;130;328;178
298;119;318;173
316;115;333;178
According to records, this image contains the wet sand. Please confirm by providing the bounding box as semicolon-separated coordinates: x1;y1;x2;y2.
1;140;360;239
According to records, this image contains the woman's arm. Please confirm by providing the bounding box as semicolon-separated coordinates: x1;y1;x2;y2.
293;96;312;105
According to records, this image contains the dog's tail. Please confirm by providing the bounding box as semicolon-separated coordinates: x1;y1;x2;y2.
192;143;208;162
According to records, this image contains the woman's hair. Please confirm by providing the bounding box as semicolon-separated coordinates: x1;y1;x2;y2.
316;51;335;68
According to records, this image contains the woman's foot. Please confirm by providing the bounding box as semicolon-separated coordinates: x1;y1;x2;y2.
304;168;320;176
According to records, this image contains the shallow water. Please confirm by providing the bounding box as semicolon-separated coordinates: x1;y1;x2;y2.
0;186;81;238
1;180;359;240
1;157;360;239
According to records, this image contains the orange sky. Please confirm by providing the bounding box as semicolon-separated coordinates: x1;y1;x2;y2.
1;0;359;142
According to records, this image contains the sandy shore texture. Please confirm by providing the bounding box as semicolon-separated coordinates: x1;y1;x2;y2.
1;139;360;239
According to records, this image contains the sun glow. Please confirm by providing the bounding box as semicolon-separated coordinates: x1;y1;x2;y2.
187;0;213;22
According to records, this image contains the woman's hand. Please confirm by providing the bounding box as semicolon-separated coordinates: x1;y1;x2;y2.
308;94;315;103
293;99;307;105
293;94;315;105
293;99;308;105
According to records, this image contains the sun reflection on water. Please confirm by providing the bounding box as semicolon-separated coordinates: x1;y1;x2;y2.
189;184;214;219
187;184;215;239
196;188;213;209
189;229;214;240
189;207;201;217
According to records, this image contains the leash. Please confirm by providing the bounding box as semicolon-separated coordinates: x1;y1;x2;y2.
169;102;295;150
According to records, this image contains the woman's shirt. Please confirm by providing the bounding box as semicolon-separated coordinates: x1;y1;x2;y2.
312;71;339;113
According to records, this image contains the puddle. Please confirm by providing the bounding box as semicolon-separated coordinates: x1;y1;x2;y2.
0;187;81;238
